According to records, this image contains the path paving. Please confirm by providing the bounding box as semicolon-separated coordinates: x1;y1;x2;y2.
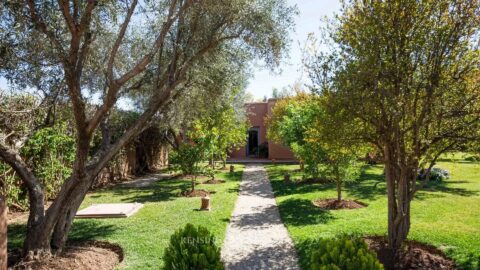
222;165;300;270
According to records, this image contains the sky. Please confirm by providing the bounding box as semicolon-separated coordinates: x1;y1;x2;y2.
0;1;342;100
246;0;342;99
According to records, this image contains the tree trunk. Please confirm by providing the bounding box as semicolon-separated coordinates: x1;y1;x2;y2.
336;180;342;201
0;144;49;253
191;175;196;191
383;145;412;256
50;178;91;252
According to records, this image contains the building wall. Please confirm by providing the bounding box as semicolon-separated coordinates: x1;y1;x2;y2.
229;100;296;160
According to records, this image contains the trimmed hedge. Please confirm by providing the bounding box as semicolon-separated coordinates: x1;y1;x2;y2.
309;236;383;270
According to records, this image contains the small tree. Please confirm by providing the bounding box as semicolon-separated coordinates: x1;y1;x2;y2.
318;150;360;202
192;106;248;169
267;93;325;179
308;96;364;201
268;93;363;200
170;142;206;192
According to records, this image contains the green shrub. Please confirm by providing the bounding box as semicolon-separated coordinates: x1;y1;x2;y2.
464;155;480;162
169;143;206;176
0;162;28;209
309;236;383;270
202;167;215;180
22;122;75;200
163;223;224;270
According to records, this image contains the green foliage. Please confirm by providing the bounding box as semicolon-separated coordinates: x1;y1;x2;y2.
267;93;325;179
309;236;383;270
202;167;216;180
169;143;206;177
267;93;363;192
192;105;248;166
163;223;224;270
0;162;28;209
22;122;75;200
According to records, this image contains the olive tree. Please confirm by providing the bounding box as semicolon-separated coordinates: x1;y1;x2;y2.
0;0;294;255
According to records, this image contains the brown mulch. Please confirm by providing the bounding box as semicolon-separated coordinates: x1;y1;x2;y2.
312;198;367;210
180;189;215;197
10;241;122;270
365;236;456;270
202;179;226;184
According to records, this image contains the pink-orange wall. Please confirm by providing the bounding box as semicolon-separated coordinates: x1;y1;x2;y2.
229;99;296;160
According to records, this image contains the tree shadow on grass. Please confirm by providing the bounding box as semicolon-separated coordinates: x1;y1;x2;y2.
270;180;333;197
415;179;478;200
68;219;119;242
114;171;243;203
227;187;240;194
109;179;191;203
7;223;27;250
7;220;118;251
222;171;243;182
344;169;387;200
294;238;323;270
278;198;334;226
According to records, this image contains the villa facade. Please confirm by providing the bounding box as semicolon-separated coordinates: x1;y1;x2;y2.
228;99;296;160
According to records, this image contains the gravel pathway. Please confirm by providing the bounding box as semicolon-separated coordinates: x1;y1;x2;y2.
221;165;300;270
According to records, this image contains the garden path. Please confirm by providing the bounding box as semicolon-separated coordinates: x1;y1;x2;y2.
221;164;300;270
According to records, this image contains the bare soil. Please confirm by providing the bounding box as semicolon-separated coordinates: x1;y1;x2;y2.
202;179;226;184
365;236;456;270
9;241;122;270
312;198;367;210
180;189;215;197
7;202;53;225
7;210;28;225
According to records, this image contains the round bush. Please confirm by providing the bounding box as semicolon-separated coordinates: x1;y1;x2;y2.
163;223;224;270
309;236;383;270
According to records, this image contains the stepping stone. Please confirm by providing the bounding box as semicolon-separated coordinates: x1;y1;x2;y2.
75;203;144;218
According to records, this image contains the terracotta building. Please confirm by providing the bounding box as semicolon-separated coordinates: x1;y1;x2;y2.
228;99;296;160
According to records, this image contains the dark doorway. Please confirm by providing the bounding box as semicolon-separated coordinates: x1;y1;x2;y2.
247;128;259;157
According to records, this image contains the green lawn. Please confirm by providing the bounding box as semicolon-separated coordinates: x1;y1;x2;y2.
8;165;244;269
266;155;480;270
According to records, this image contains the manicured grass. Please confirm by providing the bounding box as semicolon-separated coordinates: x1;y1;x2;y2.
8;165;244;269
266;155;480;269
